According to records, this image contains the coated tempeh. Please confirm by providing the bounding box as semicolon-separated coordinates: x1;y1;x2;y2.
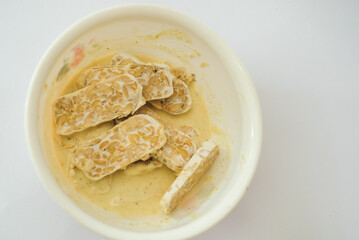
178;126;201;148
55;74;145;135
157;127;196;172
111;54;175;100
79;66;127;87
160;140;219;213
136;106;196;172
72;114;166;180
150;78;192;115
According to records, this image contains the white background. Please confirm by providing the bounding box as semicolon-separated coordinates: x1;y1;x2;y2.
1;0;358;239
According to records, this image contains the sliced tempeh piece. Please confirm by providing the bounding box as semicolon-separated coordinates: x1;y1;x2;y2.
160;140;219;214
79;66;127;87
178;126;201;148
158;127;196;172
55;74;145;135
136;106;196;172
72;114;166;180
150;78;192;115
110;54;175;100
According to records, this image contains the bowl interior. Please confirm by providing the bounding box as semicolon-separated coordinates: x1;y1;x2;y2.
28;5;261;239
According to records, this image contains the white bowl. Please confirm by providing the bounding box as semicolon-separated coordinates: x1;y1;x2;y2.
25;5;262;240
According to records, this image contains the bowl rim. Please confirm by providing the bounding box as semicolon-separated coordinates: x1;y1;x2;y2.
25;4;262;240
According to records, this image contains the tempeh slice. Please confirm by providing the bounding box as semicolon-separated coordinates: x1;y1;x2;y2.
136;106;196;172
55;74;145;135
160;140;219;214
178;126;201;148
150;78;192;115
110;54;175;100
72;114;166;180
79;66;127;87
158;127;197;172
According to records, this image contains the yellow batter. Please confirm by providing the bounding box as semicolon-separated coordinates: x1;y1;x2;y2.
43;55;211;217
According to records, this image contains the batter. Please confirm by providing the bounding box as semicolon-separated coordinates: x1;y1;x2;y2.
43;55;211;217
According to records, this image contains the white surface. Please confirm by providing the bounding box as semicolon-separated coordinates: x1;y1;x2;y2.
1;0;358;239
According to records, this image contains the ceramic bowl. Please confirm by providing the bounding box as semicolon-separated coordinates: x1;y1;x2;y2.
25;5;262;240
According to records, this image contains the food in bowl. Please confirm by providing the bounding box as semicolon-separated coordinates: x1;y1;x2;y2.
27;6;262;239
45;53;220;216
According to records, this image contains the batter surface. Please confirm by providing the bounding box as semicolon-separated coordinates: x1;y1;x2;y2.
43;55;211;217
